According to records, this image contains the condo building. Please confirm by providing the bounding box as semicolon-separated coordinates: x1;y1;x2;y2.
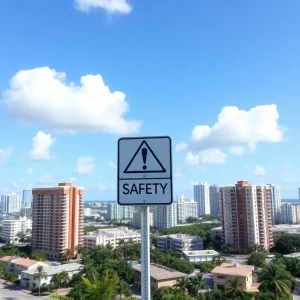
194;182;210;215
32;182;84;260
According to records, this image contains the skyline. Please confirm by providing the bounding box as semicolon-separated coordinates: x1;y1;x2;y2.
1;0;300;200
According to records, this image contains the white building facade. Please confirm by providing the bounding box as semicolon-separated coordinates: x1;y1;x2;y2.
281;203;300;224
267;184;281;224
107;203;134;220
1;194;21;214
131;211;154;228
83;227;141;249
177;198;198;223
154;203;177;229
157;234;203;254
194;182;210;215
2;217;32;243
209;185;220;214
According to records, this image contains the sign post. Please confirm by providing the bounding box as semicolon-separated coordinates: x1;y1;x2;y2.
118;136;173;300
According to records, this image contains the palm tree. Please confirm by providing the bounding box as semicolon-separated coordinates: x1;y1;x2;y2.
248;243;266;254
284;257;300;277
49;296;73;300
258;263;294;298
226;277;244;299
33;265;48;296
75;244;86;259
62;248;73;261
174;276;190;293
187;274;209;296
82;272;118;300
212;254;226;265
116;280;131;299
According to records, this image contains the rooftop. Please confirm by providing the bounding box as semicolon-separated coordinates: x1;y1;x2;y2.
183;250;219;257
158;233;201;240
0;256;19;262
133;263;187;281
284;252;300;258
22;263;84;276
271;224;300;231
13;258;40;268
211;263;254;277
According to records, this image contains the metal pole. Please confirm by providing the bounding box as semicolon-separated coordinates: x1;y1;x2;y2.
141;206;150;300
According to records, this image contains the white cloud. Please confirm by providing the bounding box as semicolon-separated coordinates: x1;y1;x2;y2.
199;149;227;164
74;0;132;14
175;142;188;152
109;161;117;169
29;131;55;160
185;152;199;166
26;168;33;176
185;149;227;166
189;105;284;151
0;146;13;163
75;156;95;175
254;165;266;176
3;67;140;134
229;146;245;156
98;183;107;191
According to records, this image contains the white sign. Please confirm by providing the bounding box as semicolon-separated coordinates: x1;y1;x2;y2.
118;136;173;205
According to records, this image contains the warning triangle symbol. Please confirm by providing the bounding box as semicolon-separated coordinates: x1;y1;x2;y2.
124;140;166;174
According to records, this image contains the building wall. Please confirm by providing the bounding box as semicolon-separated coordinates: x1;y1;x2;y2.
213;273;251;292
209;185;220;214
177;199;198;223
1;194;21;214
267;184;281;224
154;203;177;229
281;204;300;224
32;183;84;259
194;183;210;215
107;203;134;220
220;181;273;252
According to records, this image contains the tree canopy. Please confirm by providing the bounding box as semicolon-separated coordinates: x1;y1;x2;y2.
272;235;300;254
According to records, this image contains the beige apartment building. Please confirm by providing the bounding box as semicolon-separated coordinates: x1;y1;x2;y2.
32;183;84;260
133;263;186;292
220;181;273;252
211;263;259;294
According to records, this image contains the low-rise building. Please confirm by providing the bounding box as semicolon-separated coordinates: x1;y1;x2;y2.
157;234;203;255
0;256;48;279
133;263;187;292
283;253;300;259
183;250;219;262
177;199;198;223
21;263;83;289
270;224;300;243
210;226;223;241
2;217;32;243
83;227;141;249
211;263;259;294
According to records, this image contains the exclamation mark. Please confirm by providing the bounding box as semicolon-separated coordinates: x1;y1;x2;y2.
142;148;147;170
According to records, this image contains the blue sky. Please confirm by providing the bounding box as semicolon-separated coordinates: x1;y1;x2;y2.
0;0;300;200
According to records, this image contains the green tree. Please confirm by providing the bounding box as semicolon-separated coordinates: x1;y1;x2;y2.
62;248;73;261
258;263;294;298
51;271;70;289
152;287;177;300
49;295;73;300
33;265;48;296
226;277;244;299
116;280;132;299
31;251;47;261
248;243;266;254
272;235;300;254
82;273;118;300
212;254;226;265
247;251;267;268
174;276;190;294
284;257;300;277
187;274;209;296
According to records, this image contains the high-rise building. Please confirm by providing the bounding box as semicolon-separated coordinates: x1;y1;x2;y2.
107;203;134;220
266;184;281;224
281;203;300;224
131;211;154;228
154;203;177;229
209;185;220;214
194;182;210;215
32;182;84;260
22;190;32;208
298;188;300;199
220;181;273;251
177;198;198;223
1;194;21;214
2;217;32;243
